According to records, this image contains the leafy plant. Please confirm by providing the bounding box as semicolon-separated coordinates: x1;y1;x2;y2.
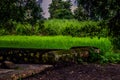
100;52;120;63
49;0;73;19
44;19;108;37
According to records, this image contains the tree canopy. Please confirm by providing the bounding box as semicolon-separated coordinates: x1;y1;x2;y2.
75;0;120;20
49;0;73;19
0;0;43;30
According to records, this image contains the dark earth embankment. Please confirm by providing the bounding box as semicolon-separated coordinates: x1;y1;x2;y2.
0;47;100;64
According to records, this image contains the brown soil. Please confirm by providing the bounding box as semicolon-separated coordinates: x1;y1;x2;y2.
24;63;120;80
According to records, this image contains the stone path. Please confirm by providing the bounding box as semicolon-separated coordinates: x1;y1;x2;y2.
0;64;53;80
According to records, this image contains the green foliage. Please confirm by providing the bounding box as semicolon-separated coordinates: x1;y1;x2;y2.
76;49;102;63
24;0;43;25
14;22;43;35
44;19;108;37
88;48;102;63
52;9;74;19
74;6;89;21
49;0;73;19
0;0;43;30
100;52;120;63
0;20;44;35
77;51;120;63
0;36;111;52
15;23;32;35
111;37;120;50
0;0;17;23
0;29;9;35
0;19;108;37
108;11;120;49
76;0;119;20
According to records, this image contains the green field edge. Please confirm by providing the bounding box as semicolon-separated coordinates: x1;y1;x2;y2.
0;36;112;52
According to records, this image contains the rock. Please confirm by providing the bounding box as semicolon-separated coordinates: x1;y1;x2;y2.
94;49;100;54
1;61;17;69
0;64;53;80
42;51;56;63
80;51;89;58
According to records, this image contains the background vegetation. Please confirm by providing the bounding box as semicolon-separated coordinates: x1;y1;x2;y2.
0;0;120;63
49;0;73;19
43;19;108;37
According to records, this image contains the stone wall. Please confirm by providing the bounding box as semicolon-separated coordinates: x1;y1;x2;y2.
0;47;100;64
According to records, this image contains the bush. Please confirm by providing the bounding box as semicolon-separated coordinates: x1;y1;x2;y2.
0;19;108;36
87;48;102;63
100;52;120;63
14;23;32;35
12;21;43;35
0;28;9;35
43;19;108;37
53;9;74;19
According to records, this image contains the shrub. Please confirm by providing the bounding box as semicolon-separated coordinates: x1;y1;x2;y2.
43;19;108;37
14;23;32;35
13;22;43;35
0;28;9;35
87;48;102;63
100;52;120;63
53;9;74;19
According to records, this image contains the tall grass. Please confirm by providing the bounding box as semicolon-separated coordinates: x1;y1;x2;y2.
71;37;112;52
0;36;111;52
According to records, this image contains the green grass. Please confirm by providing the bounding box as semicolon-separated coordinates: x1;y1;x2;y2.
0;36;111;52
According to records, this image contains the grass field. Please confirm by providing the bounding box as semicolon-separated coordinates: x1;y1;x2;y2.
0;36;111;52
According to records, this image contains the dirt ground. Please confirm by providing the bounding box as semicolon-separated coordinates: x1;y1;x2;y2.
24;63;120;80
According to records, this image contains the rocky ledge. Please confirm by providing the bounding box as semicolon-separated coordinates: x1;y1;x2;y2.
0;64;53;80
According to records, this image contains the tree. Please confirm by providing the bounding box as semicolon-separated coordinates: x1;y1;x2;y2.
0;0;43;30
108;0;120;49
49;0;73;19
24;0;43;26
108;10;120;49
0;0;17;30
74;5;89;21
75;0;119;20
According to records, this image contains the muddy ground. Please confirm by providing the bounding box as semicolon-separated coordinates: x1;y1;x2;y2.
0;63;120;80
24;63;120;80
23;64;120;80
